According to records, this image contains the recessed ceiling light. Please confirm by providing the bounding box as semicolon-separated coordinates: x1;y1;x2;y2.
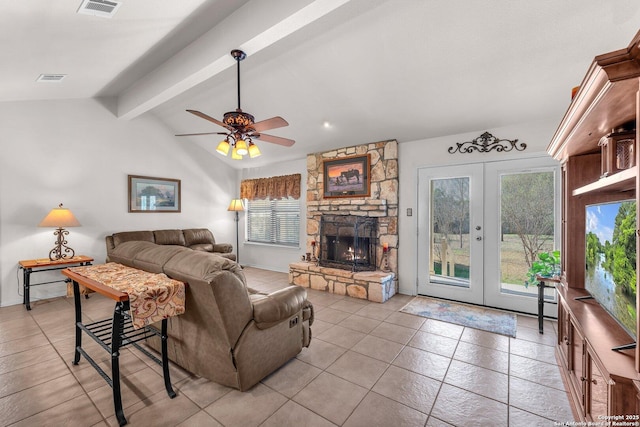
323;121;331;128
77;0;121;18
36;74;66;83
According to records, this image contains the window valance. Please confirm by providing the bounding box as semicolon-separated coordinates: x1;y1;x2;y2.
240;173;301;201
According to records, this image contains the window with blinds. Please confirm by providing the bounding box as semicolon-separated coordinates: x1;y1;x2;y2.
246;197;300;246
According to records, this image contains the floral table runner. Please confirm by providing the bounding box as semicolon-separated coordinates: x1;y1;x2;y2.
69;263;185;329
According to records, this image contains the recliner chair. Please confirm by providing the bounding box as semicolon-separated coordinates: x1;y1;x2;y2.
107;240;313;391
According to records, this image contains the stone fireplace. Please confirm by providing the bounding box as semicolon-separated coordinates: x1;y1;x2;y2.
289;140;399;303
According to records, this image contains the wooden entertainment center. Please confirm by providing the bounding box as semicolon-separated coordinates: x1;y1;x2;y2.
547;30;640;420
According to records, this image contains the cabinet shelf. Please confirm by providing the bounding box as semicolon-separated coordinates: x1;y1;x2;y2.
558;285;636;379
572;166;636;196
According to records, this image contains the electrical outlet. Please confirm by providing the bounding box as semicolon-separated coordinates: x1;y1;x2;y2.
407;208;413;216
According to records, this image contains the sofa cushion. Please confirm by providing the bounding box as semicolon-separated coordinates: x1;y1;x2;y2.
163;249;243;284
213;243;233;254
190;243;214;252
153;229;186;246
107;240;154;268
163;250;252;346
183;228;215;246
132;242;190;273
112;231;155;247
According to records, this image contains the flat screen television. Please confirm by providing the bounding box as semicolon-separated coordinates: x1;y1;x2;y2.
585;200;637;341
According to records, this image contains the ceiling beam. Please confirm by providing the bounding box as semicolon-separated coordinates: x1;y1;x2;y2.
117;0;351;120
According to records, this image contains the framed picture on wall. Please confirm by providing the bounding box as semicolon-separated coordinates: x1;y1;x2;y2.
128;175;181;212
323;154;370;198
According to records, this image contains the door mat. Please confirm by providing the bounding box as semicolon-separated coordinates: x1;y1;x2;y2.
401;296;517;338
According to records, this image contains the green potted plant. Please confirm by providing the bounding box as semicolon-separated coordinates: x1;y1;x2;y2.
525;250;561;288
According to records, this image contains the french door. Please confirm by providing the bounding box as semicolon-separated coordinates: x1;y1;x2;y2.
417;157;560;314
417;164;485;305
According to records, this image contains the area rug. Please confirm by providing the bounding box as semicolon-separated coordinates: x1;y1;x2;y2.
401;296;517;338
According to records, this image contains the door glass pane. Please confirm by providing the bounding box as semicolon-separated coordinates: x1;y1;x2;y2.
499;171;555;296
430;177;470;287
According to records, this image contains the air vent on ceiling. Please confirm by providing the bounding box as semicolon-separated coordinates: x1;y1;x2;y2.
77;0;121;18
36;74;66;83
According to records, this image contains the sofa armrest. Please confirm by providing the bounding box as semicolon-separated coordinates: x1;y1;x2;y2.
106;236;115;253
213;243;233;254
252;286;307;330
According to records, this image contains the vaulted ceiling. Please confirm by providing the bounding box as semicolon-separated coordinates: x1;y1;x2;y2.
3;0;640;168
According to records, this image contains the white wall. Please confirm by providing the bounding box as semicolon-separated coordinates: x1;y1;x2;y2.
397;119;561;295
235;120;562;281
0;98;237;307
0;99;562;305
239;158;307;272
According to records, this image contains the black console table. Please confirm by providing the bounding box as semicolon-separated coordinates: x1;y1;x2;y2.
18;255;93;310
62;268;178;426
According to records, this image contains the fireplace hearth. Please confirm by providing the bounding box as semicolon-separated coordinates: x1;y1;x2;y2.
319;215;378;271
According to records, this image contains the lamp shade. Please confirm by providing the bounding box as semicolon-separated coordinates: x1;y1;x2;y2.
216;140;230;156
235;139;248;155
227;199;244;212
248;142;261;158
38;204;81;227
231;145;243;160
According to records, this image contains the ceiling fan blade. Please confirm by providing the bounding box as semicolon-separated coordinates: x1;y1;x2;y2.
253;133;295;147
175;132;228;137
186;109;232;130
251;116;289;132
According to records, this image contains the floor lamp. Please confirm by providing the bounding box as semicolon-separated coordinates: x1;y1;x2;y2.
227;199;244;264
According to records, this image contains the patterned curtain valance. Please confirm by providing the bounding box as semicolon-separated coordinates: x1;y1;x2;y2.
240;173;301;201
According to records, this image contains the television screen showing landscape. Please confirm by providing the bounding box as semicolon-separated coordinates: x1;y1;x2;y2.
585;200;637;339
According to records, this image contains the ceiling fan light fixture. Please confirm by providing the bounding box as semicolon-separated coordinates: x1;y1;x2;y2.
231;146;243;160
216;140;230;156
235;139;248;155
248;142;261;158
180;49;294;160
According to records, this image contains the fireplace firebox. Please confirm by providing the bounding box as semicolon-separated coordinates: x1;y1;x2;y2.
319;215;378;271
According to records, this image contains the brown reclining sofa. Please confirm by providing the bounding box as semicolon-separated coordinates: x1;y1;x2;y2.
106;228;236;261
105;229;313;391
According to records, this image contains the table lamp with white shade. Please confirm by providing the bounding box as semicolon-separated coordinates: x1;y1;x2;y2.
38;203;81;261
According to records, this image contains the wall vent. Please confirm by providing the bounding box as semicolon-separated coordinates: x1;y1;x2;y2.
36;74;67;83
77;0;121;18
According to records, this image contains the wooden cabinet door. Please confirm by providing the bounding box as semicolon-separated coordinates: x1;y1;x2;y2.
557;300;571;365
585;347;609;421
568;318;586;413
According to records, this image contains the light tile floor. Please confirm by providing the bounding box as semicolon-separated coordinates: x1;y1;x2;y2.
0;267;574;426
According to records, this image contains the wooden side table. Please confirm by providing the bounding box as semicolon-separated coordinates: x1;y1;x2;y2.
62;267;178;426
18;255;93;310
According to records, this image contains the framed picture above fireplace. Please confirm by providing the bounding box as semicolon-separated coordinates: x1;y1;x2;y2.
323;154;370;198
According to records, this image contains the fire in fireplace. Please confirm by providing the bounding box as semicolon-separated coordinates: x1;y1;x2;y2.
319;215;378;271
